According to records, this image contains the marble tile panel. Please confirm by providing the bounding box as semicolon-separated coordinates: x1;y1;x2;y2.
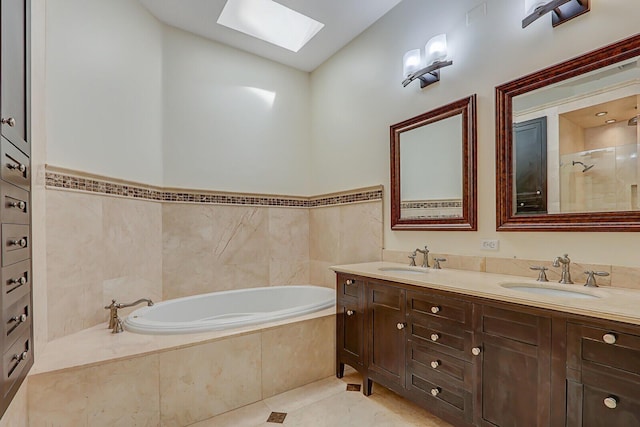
28;368;89;426
269;260;310;285
0;380;27;427
188;401;272;427
46;190;104;292
268;208;309;262
309;261;337;289
86;354;160;427
339;202;383;264
159;333;262;426
209;262;270;293
47;281;96;341
261;316;335;398
430;253;486;272
211;206;269;265
611;266;640;290
309;206;340;263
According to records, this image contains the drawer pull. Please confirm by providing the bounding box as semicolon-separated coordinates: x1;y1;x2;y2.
1;118;16;127
12;351;28;363
10;314;27;324
430;360;440;369
472;347;481;356
345;279;355;285
604;396;618;409
9;238;27;248
430;333;440;342
603;333;617;344
10;276;27;286
430;387;441;397
9;201;26;210
346;310;355;316
6;162;26;173
430;306;440;314
396;322;406;330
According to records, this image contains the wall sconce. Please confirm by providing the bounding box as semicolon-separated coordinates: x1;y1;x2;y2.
401;34;453;88
522;0;590;28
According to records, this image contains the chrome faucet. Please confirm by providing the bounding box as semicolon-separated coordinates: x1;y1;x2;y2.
552;254;573;284
104;298;154;333
415;246;430;268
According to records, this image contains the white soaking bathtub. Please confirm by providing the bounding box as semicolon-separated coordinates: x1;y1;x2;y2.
124;285;335;334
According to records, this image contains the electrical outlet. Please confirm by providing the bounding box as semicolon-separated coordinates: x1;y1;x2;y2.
480;239;499;251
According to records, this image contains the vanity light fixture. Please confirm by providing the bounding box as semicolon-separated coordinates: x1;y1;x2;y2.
605;119;617;124
401;34;453;89
522;0;590;29
628;116;638;126
595;111;607;117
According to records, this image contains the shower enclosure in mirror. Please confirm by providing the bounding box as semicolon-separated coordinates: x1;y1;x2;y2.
497;34;640;231
391;95;477;230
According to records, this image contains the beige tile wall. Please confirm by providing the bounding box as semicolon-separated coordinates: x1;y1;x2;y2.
0;382;27;427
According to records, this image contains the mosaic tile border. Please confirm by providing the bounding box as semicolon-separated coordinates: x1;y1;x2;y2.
45;169;382;208
400;199;462;209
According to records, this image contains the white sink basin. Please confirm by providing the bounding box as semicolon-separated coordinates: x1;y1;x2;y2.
378;267;429;274
500;283;599;299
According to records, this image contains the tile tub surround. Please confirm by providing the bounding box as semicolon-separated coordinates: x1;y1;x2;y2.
332;261;640;326
383;249;639;290
28;309;335;427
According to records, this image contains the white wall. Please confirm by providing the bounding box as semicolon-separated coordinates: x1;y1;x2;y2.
161;27;311;195
310;0;640;267
46;0;164;185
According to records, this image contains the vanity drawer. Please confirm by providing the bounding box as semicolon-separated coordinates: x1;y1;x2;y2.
406;290;471;327
0;183;28;225
1;259;30;310
408;316;473;361
567;323;640;376
407;339;472;388
337;275;362;300
2;293;30;349
1;224;29;266
0;138;29;191
1;330;31;400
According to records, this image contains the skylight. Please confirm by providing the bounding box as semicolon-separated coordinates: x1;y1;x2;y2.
217;0;324;53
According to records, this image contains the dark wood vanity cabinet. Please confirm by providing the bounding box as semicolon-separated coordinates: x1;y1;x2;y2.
0;0;33;419
335;272;640;427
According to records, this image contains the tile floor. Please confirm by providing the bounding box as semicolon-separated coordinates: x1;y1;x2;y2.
191;368;453;427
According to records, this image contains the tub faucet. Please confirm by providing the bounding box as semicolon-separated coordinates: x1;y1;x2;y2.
552;254;573;284
415;246;430;268
104;298;154;334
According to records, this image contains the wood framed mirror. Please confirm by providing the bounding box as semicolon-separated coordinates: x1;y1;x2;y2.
391;95;477;230
497;34;640;231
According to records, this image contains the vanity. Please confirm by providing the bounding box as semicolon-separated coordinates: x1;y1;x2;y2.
333;262;640;427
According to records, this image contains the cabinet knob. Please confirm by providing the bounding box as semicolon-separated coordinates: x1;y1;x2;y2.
396;322;406;330
430;387;440;397
603;333;617;344
346;310;355;316
7;162;26;173
472;347;481;356
10;276;26;286
13;351;27;362
430;333;440;342
603;396;618;409
10;238;27;248
345;279;355;285
9;201;26;210
1;117;16;127
430;306;440;314
430;360;440;369
11;314;27;324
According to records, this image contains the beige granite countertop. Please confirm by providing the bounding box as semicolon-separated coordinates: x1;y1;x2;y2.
331;262;640;326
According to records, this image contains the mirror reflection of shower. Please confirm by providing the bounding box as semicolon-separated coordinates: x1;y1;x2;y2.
572;160;595;172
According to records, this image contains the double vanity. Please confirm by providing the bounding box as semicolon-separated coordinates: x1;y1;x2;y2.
332;262;640;427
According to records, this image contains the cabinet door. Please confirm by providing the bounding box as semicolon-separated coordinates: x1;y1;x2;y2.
514;117;547;213
474;305;551;427
367;281;405;390
1;0;30;155
337;301;363;367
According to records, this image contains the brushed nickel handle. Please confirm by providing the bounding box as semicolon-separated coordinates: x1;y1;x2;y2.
12;351;27;362
11;314;27;324
430;387;440;397
430;306;440;314
603;333;617;345
472;347;481;356
430;360;440;369
345;279;355;285
430;333;440;342
9;201;26;210
1;117;15;127
9;238;27;248
603;396;618;409
6;162;26;173
10;276;26;286
396;322;406;330
346;310;355;316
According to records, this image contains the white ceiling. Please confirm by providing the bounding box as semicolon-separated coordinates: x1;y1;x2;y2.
137;0;402;72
